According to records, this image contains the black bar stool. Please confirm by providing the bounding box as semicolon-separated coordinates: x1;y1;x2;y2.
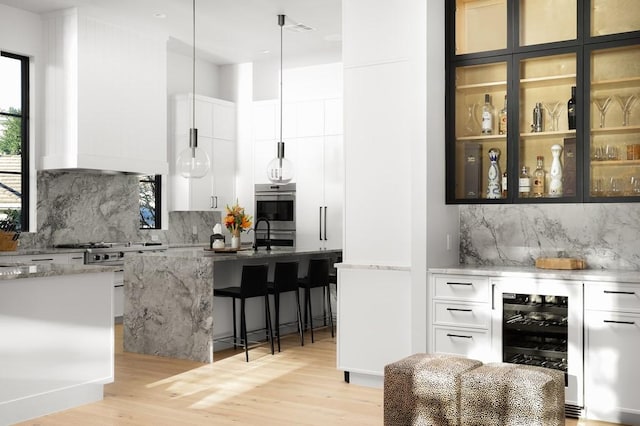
213;264;274;362
267;261;303;351
298;258;334;343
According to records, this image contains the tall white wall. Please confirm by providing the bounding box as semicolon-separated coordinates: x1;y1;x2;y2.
0;4;43;232
166;50;220;99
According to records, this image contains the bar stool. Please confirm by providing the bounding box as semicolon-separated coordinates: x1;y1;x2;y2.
267;261;303;351
298;258;334;343
213;264;274;362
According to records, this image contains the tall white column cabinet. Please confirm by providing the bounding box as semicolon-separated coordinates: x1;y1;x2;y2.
170;94;236;211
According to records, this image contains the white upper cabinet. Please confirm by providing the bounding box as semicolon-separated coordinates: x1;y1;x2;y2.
170;94;237;211
40;8;168;175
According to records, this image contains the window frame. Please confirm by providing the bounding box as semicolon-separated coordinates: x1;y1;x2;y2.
139;174;161;229
0;51;30;231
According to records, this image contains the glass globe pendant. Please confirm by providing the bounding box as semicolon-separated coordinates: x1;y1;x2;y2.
268;14;294;184
176;0;210;179
176;128;210;178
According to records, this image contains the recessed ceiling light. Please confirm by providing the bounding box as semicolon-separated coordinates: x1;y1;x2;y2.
261;50;270;54
153;12;167;19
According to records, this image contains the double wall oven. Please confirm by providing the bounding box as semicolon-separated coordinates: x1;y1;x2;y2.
254;183;296;247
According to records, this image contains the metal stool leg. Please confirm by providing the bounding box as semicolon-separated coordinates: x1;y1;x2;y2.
241;298;248;362
232;297;237;349
295;289;304;346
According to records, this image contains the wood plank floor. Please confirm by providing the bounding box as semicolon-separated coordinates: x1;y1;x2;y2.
18;325;620;426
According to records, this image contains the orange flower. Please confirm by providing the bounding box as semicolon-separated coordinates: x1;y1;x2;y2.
224;201;252;233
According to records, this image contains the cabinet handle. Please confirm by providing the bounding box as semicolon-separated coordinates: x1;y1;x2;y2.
447;282;472;286
446;333;472;339
210;196;218;209
319;206;323;241
324;206;328;241
446;308;473;312
603;320;635;325
491;283;495;310
603;290;636;295
32;258;54;262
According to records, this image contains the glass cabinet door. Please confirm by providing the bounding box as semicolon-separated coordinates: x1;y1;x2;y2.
589;44;640;199
455;0;507;55
591;0;640;37
519;0;577;47
453;61;508;200
517;53;577;200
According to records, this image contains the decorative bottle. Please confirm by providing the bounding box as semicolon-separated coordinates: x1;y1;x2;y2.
481;94;494;135
519;166;531;198
532;156;546;198
486;148;501;199
549;144;564;197
567;86;576;130
498;95;507;135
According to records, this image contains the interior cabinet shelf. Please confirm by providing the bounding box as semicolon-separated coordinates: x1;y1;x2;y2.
590;125;640;135
520;130;577;138
591;76;640;88
456;81;508;91
456;134;507;141
591;159;640;167
520;74;577;86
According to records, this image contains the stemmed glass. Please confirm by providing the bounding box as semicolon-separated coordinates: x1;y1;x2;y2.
614;94;637;126
542;101;563;131
593;96;612;128
463;103;480;136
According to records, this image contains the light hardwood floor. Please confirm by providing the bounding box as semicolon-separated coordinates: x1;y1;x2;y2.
19;325;620;425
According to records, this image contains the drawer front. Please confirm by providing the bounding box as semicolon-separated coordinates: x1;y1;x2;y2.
434;301;491;329
585;283;640;313
433;327;491;361
433;275;490;302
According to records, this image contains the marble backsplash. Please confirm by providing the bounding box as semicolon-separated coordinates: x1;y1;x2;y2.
460;204;640;270
18;171;221;248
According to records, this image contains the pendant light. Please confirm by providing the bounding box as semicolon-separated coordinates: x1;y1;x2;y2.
267;14;294;184
176;0;210;179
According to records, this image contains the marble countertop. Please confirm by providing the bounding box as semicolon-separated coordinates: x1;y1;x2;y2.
0;247;86;256
144;246;341;262
0;262;115;281
429;264;640;284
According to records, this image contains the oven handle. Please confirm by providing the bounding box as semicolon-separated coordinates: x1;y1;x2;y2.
256;192;296;198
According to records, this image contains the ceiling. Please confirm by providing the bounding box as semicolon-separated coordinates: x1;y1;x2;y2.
0;0;342;65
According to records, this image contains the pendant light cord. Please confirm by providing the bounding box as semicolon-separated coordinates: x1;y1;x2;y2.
279;14;284;146
192;0;196;131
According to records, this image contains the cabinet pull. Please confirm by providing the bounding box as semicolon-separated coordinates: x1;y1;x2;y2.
446;308;473;312
323;206;328;241
447;282;472;286
446;333;472;339
32;258;54;262
604;320;635;325
210;196;218;209
491;283;495;310
319;206;323;241
603;290;636;295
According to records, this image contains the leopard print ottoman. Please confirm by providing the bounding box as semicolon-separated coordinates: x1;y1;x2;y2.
384;353;483;426
460;362;565;426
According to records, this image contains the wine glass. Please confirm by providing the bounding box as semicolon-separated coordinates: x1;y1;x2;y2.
463;103;480;136
542;101;563;131
593;96;612;128
614;94;638;126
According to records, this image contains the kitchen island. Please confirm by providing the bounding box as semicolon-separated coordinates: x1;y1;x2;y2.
0;262;115;425
123;246;341;363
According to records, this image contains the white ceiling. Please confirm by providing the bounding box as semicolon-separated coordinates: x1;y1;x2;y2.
0;0;342;65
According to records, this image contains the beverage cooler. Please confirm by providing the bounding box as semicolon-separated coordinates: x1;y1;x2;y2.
491;278;583;414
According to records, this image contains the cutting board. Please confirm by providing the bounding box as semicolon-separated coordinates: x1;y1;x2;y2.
535;257;586;270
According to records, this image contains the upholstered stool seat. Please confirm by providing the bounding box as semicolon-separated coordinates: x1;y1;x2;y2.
460;362;565;426
383;353;483;426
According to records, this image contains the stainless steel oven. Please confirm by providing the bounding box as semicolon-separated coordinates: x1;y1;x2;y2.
255;183;296;246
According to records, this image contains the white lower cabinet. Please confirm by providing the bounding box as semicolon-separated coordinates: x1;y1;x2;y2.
429;273;492;362
585;282;640;425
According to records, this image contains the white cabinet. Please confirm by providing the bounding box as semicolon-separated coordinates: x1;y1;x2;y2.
585;282;640;425
41;8;168;175
428;273;492;362
252;98;343;249
170;94;237;211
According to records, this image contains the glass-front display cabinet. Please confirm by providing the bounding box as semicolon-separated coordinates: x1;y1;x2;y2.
445;0;640;203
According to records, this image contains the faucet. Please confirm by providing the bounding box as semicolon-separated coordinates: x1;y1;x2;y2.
253;217;271;251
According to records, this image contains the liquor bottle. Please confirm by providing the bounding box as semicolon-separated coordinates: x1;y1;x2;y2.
532;102;544;132
486;148;501;199
481;94;494;135
549;144;564;197
501;172;508;198
567;86;576;130
519;166;531;198
498;95;507;135
532;156;546;197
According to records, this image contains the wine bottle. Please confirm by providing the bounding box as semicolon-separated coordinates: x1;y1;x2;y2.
519;166;531;198
567;86;576;130
498;95;507;135
481;94;494;135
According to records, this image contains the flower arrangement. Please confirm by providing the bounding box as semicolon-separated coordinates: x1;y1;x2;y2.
224;201;252;236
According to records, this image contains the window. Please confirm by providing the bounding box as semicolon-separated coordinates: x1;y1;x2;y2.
139;175;161;229
0;51;29;231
